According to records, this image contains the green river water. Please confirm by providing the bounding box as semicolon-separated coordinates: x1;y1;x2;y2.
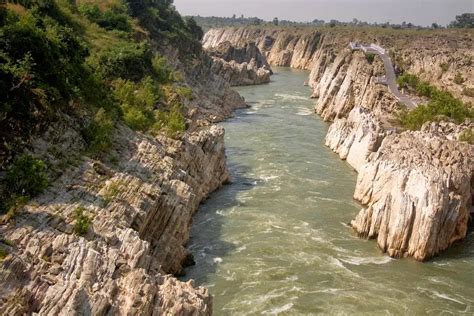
183;68;474;315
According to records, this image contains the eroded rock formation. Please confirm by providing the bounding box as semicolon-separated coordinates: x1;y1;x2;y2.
352;123;473;261
207;41;272;86
0;50;246;313
0;123;227;314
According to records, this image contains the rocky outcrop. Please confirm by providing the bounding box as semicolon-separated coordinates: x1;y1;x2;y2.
0;44;247;313
210;57;271;86
207;41;272;86
317;46;473;261
325;107;387;172
208;41;271;70
351;124;473;261
204;27;473;103
203;28;327;69
0;121;228;314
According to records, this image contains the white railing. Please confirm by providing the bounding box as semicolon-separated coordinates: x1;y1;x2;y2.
370;44;386;55
350;42;386;55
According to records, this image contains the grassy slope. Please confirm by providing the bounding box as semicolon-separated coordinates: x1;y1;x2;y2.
0;0;203;214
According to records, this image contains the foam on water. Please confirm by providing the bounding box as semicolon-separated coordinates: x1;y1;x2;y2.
275;93;308;101
262;303;294;315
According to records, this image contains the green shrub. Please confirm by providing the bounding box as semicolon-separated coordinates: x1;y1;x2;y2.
92;42;152;81
121;104;155;131
0;9;89;119
0;247;8;260
454;72;465;85
103;180;122;205
398;89;473;130
74;206;90;236
440;63;449;72
78;3;131;32
176;86;194;100
416;82;435;98
113;76;160;131
83;108;115;155
155;104;186;138
152;55;174;83
78;3;101;20
458;128;474;144
5;155;49;197
365;53;375;64
396;73;419;89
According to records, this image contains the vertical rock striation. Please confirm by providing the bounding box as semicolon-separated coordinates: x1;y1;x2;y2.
351;125;473;260
0;124;228;314
0;48;247;313
208;41;272;86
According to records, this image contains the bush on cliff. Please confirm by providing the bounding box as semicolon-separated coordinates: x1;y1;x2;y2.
0;6;90;122
1;0;203;180
74;206;91;236
458;128;474;144
365;53;375;64
397;88;473;130
83;108;115;156
78;2;131;32
0;154;49;218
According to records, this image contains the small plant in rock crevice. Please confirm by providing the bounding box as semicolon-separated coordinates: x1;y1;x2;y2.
365;53;375;64
74;206;91;236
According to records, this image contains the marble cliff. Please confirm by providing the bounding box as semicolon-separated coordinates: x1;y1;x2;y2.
0;55;246;313
207;40;272;86
204;27;474;261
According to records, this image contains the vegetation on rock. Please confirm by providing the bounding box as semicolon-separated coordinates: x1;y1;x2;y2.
458;128;474;144
74;206;90;236
396;73;473;130
1;0;202;175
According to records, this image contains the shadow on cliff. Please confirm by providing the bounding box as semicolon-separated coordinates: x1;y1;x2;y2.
431;222;474;262
180;160;259;285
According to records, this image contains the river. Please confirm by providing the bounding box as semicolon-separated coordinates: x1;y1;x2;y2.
183;67;474;314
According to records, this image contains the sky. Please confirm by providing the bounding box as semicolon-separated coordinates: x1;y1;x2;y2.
173;0;474;26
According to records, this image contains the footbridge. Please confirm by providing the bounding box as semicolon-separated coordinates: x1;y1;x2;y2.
349;42;416;109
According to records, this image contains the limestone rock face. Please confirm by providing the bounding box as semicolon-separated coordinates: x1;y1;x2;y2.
207;41;272;86
351;129;473;261
210;57;271;86
325;107;387;172
0;124;228;314
208;40;271;70
203;28;325;69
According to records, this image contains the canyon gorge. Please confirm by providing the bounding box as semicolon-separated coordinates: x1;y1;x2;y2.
1;2;473;313
203;27;473;262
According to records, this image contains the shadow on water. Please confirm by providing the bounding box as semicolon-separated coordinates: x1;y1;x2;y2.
181;160;260;285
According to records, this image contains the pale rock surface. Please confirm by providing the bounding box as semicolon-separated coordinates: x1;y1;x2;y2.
0;122;229;314
351;128;473;261
207;41;272;86
325;107;387;172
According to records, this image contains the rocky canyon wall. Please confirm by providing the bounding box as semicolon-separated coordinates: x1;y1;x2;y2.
0;56;246;314
204;27;474;261
207;41;272;86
